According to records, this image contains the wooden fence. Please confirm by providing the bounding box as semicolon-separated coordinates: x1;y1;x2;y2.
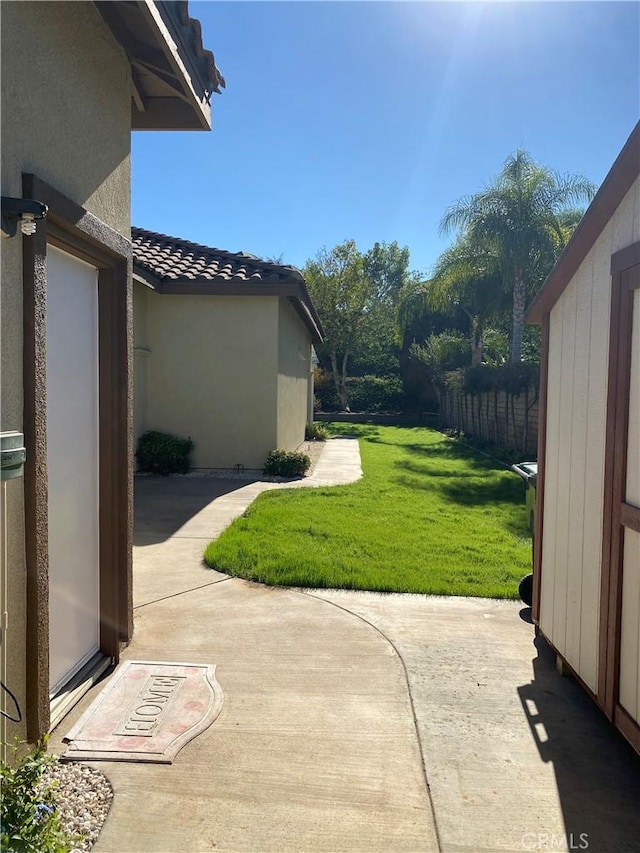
439;386;539;456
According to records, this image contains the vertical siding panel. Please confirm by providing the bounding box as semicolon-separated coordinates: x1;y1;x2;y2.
611;182;637;253
619;529;640;722
621;292;640;723
626;292;640;507
540;308;563;641
580;223;614;690
552;282;577;656
565;263;591;668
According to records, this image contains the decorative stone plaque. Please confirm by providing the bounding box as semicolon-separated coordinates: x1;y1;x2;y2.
63;661;224;763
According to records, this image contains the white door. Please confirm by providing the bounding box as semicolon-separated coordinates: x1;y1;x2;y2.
47;245;100;695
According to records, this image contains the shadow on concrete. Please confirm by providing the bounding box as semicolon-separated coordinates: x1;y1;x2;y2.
134;476;258;545
518;635;640;852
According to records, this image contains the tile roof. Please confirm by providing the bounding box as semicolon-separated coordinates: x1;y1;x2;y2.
172;2;225;96
132;227;305;285
132;227;324;346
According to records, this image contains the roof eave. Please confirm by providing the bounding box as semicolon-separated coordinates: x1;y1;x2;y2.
527;121;640;324
95;0;214;131
132;262;325;346
136;1;211;130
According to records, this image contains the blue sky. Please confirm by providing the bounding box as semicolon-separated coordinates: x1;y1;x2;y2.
132;1;639;277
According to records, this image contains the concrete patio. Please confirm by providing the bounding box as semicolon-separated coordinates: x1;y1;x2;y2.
50;439;640;852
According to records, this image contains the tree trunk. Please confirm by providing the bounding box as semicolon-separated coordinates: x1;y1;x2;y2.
509;274;526;364
330;350;350;411
471;316;483;367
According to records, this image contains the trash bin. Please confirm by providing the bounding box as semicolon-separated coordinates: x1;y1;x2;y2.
511;462;538;606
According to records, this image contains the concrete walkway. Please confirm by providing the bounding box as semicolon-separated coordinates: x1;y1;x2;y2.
50;438;640;853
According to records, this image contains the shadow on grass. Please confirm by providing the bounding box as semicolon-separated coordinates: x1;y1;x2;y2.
325;423;382;439
393;461;521;503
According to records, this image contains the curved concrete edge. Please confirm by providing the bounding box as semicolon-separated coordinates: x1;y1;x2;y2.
54;577;440;852
172;437;363;544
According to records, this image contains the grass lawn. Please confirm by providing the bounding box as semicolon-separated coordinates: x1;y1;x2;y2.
203;425;532;598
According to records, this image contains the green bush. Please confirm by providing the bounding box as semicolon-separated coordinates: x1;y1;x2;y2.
305;422;329;441
313;369;340;412
347;375;403;412
314;368;403;413
263;450;311;478
1;737;77;853
440;363;540;396
136;430;194;475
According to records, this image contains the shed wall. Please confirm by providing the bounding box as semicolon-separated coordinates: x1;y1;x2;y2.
540;177;640;692
619;290;640;722
144;294;279;469
276;299;312;452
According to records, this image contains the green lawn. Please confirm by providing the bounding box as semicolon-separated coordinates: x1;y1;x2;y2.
203;425;532;598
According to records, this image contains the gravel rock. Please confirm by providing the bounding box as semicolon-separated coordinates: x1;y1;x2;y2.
41;760;113;851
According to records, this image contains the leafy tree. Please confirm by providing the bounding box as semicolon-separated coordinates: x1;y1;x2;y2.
304;240;371;410
440;150;595;363
305;240;415;410
363;241;411;303
352;241;416;377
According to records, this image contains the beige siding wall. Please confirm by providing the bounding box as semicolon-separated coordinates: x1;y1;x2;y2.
619;290;640;723
276;299;312;451
145;294;279;469
540;177;640;692
0;2;131;742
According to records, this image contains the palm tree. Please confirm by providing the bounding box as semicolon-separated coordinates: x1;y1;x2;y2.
440;151;595;363
398;237;507;367
428;237;507;366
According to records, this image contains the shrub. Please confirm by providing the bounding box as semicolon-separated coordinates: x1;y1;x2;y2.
314;368;403;413
1;736;77;853
313;369;340;412
136;430;194;475
263;450;311;478
305;422;329;441
410;331;471;372
346;375;403;412
440;363;540;397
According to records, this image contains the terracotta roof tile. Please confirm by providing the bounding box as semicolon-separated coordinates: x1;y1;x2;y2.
132;227;305;286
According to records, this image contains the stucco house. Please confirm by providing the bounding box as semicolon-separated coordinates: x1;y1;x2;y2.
527;121;640;753
132;228;324;470
0;1;222;744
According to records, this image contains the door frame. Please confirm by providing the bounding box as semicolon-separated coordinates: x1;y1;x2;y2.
22;174;133;740
598;240;640;752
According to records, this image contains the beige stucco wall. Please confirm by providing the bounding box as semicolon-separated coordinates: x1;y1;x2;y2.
133;282;151;443
540;176;640;693
144;294;280;469
0;1;131;742
276;298;312;451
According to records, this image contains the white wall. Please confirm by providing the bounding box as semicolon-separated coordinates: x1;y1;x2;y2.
540;176;640;692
